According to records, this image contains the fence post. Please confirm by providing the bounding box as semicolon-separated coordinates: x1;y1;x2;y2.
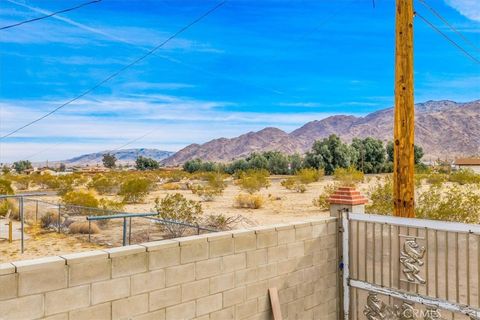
8;221;12;243
20;197;24;253
129;217;132;245
57;204;61;233
35;200;38;223
122;217;127;246
88;220;91;242
329;186;368;320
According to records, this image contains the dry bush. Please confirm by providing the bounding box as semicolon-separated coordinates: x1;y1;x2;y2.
235;169;270;194
234;193;264;209
333;166;364;186
448;169;480;185
61;190;99;215
281;178;306;193
0;199;18;219
119;178;152;203
202;214;244;230
312;183;338;211
161;182;181;190
69;221;100;234
296;168;324;184
88;175;118;195
0;178;14;195
365;176;393;215
40;211;60;229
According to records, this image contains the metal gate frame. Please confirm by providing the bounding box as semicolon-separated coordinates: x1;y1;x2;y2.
340;211;480;319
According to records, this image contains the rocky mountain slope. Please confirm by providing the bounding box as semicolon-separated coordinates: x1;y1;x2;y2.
64;148;174;166
163;100;480;165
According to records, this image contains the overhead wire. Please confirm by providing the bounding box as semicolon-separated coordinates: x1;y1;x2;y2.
0;1;227;141
415;12;480;65
0;0;102;31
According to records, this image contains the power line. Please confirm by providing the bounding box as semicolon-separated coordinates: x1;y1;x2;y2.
0;1;227;141
415;12;480;65
1;0;102;31
417;0;480;53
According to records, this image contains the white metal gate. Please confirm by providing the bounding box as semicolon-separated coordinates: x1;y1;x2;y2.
341;212;480;319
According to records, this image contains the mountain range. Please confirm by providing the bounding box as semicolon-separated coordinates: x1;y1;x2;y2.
162;100;480;165
63;149;174;166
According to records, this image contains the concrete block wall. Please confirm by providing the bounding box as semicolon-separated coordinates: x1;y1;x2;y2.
0;217;338;320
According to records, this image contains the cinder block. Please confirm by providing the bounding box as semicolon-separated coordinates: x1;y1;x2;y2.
327;222;337;235
312;223;327;237
196;293;222;316
277;258;297;275
256;231;277;248
287;242;305;258
235;299;257;319
304;238;322;255
92;277;130;304
105;245;146;258
165;301;196;320
0;273;17;300
166;263;195;286
209;237;234;257
246;249;267;268
180;238;208;263
13;256;65;272
181;279;209;302
278;286;296;303
267;245;288;263
149;286;181;310
257;296;271;312
131;269;165;295
295;225;313;241
112;293;148;320
233;231;256;253
132;309;165;320
246;280;268;300
209;273;234;294
286;270;304;287
148;245;180;270
0;262;15;275
210;307;234;320
297;255;314;269
222;253;246;273
267;275;287;291
68;259;111;287
70;302;111;320
44;313;69;320
62;250;108;264
17;261;67;296
195;258;221;279
257;263;277;280
45;285;90;315
0;294;43;320
235;267;258;286
111;252;148;278
223;287;245;307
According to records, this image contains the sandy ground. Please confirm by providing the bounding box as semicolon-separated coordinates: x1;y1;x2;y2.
0;175;381;262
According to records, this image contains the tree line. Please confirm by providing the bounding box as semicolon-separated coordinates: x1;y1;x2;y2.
183;134;424;175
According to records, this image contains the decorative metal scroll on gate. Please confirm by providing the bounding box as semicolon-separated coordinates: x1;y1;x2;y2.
399;238;426;284
364;293;441;320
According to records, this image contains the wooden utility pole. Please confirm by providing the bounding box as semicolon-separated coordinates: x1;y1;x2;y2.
393;0;415;217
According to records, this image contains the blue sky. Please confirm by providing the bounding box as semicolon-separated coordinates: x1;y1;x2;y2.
0;0;479;163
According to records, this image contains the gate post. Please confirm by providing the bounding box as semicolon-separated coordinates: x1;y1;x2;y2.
329;187;368;320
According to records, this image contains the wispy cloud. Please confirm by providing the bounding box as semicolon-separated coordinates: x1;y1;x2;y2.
444;0;480;22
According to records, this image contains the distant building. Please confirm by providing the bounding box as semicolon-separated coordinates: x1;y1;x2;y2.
453;158;480;173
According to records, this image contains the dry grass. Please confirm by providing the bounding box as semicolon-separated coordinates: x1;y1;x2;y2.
69;221;100;234
234;193;264;209
161;182;181;190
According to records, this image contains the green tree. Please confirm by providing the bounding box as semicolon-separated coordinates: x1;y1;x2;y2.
135;156;160;171
304;135;357;174
245;153;268;171
58;163;66;172
351;137;386;173
387;141;424;164
102;153;117;169
263;151;290;174
13;160;32;173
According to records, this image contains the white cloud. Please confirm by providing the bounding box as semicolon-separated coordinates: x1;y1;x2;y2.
445;0;480;21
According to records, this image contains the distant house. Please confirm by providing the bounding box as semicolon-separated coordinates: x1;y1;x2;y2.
453;158;480;173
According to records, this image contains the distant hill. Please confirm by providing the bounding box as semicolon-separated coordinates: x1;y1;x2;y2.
163;100;480;165
63;149;174;166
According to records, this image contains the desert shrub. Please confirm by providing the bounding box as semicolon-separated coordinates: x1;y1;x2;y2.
61;190;99;215
0;178;14;195
154;193;203;238
416;184;480;224
365;176;394;215
119;178;151;203
281;178;306;193
88;175;118;194
190;172;226;201
0;199;18;219
202;214;242;230
425;172;448;186
235;169;270;194
69;221;100;234
296;168;324;184
161;182;181;190
98;198;125;212
448;169;480;185
135;156;160;171
312;183;338;211
33;173;59;190
40;211;60;229
234;193;264;209
12;175;32;190
333;166;364;186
